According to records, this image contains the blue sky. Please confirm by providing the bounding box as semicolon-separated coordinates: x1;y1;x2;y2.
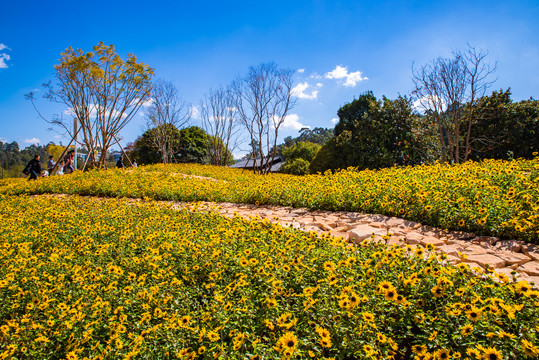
1;0;538;157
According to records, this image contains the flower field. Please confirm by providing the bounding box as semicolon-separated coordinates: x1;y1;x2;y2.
1;157;538;242
0;194;538;359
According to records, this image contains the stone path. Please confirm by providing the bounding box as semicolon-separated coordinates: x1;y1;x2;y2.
32;193;539;287
172;200;539;288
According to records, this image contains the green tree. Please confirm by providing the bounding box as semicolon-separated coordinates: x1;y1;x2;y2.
311;92;419;172
132;124;182;165
281;141;321;175
177;126;209;164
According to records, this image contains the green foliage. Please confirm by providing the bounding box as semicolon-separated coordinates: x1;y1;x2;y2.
280;157;310;175
467;89;539;160
282;141;320;163
177;126;209;164
312;92;420;173
131;124;182;165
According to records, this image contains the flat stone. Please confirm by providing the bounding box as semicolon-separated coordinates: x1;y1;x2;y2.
493;240;524;253
437;245;463;257
388;228;407;236
369;222;388;229
308;222;334;231
471;236;498;247
460;245;488;255
386;236;406;247
493;251;531;267
385;218;405;228
419;236;446;247
446;255;461;265
347;225;387;243
462;254;506;269
329;231;349;240
405;232;424;244
403;220;422;230
522;244;539;261
517;261;539;277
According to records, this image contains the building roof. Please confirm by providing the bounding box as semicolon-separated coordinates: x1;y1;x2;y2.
230;156;284;171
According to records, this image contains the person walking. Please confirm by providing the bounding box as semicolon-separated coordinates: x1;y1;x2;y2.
116;156;125;169
64;150;75;174
47;155;55;174
23;155;42;180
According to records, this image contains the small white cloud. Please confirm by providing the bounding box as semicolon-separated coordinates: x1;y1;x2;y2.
331;117;339;124
297;68;305;73
316;83;323;88
308;73;322;79
141;97;154;107
23;138;41;145
0;137;8;142
281;113;310;130
191;105;201;120
0;44;10;69
0;54;10;69
292;82;318;100
413;95;447;113
325;65;367;87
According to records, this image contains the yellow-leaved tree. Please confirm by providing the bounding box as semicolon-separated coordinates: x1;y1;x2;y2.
28;42;154;168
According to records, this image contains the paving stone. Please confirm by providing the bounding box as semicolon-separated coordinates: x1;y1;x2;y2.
386;236;406;247
437;245;463;257
492;251;531;267
446;255;461;265
419;236;446;247
402;220;422;230
462;254;506;269
369;222;388;229
460;245;488;255
471;236;499;247
347;225;387;243
517;261;539;277
522;244;539;261
405;232;424;244
493;240;524;253
308;222;334;231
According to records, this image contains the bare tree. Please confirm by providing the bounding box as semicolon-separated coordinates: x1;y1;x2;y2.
200;86;241;166
145;79;191;163
232;62;295;174
412;44;496;163
26;42;154;168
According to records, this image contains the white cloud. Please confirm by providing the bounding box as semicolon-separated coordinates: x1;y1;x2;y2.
0;137;8;142
190;105;201;120
331;117;339;124
281;113;310;130
292;82;318;100
308;73;322;80
324;65;368;87
0;54;10;69
413;95;447;113
297;68;305;73
316;83;323;88
0;43;10;69
23;138;41;145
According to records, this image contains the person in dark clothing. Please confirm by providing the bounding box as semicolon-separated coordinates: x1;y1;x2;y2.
116;156;125;169
23;155;42;180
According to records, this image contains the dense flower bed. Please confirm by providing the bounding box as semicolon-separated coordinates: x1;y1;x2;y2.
0;195;538;359
1;157;538;242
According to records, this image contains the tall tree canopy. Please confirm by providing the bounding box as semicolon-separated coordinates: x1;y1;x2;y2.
28;42;154;167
